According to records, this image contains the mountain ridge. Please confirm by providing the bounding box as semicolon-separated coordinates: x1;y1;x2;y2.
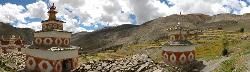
1;13;250;53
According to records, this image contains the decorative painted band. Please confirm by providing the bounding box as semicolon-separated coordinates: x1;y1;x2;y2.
25;55;61;72
34;37;70;46
34;31;71;38
42;24;63;31
162;45;196;52
162;51;195;65
22;48;78;60
25;55;78;72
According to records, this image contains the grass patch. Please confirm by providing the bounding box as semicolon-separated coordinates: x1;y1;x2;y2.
79;40;164;63
213;40;250;72
194;40;224;61
215;57;237;72
214;55;247;72
236;40;250;55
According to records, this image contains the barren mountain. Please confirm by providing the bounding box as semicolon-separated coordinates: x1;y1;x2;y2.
1;13;250;53
73;13;250;53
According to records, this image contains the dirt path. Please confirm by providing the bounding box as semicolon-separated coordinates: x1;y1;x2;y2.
201;56;231;72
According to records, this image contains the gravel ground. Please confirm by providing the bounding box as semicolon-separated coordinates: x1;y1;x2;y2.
201;56;231;72
0;51;26;71
74;54;165;72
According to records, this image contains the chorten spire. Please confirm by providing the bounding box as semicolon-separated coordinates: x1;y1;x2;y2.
177;12;184;40
41;3;64;31
48;3;57;21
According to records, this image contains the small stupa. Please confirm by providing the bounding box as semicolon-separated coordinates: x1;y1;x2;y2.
22;3;79;72
0;35;25;53
162;12;196;66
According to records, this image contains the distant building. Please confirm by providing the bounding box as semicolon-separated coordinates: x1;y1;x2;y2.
0;35;25;53
162;13;196;66
22;3;80;72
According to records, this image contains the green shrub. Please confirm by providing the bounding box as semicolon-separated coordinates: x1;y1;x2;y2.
239;28;244;33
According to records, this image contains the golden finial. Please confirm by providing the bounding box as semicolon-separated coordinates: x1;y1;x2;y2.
50;3;56;10
48;3;57;21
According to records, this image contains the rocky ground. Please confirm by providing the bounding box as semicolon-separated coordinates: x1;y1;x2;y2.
74;54;164;72
74;54;205;72
243;54;250;71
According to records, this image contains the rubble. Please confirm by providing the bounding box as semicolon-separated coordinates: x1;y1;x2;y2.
0;51;26;71
74;54;164;72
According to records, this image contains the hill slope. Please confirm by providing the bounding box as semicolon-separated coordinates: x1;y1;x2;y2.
73;13;250;53
0;22;34;44
1;13;250;53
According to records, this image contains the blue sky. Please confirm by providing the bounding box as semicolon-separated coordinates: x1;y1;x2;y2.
0;0;36;6
0;0;250;33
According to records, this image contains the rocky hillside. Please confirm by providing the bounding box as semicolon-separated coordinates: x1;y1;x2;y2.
1;13;250;53
73;13;250;53
0;22;34;44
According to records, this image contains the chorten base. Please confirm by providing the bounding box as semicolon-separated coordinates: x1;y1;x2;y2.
22;48;78;72
162;45;195;66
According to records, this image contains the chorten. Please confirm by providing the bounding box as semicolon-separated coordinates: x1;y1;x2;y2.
162;12;196;66
22;3;79;72
0;35;25;53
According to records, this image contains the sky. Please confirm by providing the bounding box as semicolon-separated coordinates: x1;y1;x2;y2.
1;0;250;33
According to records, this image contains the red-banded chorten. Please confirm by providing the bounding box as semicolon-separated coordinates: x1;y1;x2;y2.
162;13;196;66
22;3;79;72
0;35;25;53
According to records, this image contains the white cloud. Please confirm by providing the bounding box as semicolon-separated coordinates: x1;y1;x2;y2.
26;1;48;19
129;0;175;24
168;0;229;15
0;1;89;33
50;0;85;8
14;22;42;31
60;14;88;33
50;0;131;26
240;6;250;14
239;0;250;14
168;0;250;15
3;0;250;33
49;0;247;26
0;3;27;23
